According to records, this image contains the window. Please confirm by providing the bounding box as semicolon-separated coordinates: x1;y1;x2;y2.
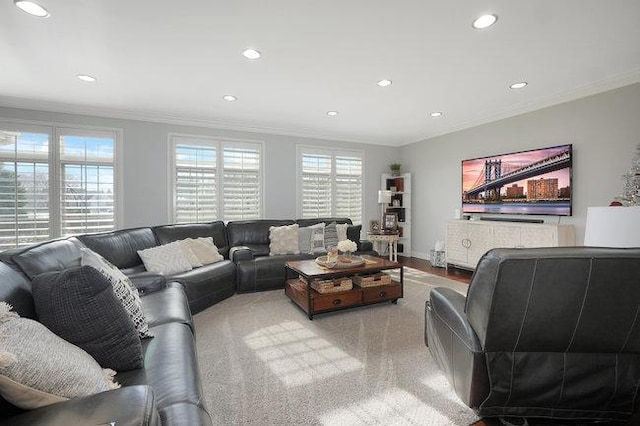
170;135;262;222
298;147;363;224
0;123;119;249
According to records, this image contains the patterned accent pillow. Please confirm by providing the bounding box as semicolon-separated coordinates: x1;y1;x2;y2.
309;226;326;254
32;266;143;371
81;248;152;338
177;240;204;268
298;223;325;254
181;237;224;265
324;222;339;250
0;302;120;410
269;224;300;255
137;243;193;275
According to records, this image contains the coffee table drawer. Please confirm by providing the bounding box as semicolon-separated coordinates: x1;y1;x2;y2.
313;290;362;312
362;284;401;303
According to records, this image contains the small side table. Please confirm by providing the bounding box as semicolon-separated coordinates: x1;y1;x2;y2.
367;232;400;262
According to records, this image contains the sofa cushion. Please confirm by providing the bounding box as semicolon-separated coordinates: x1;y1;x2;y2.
169;260;236;314
11;238;83;280
114;322;205;411
81;248;152;338
0;303;120;409
269;224;300;255
78;228;157;270
138;243;193;275
347;224;363;251
141;282;193;332
0;263;35;320
295;217;352;228
32;266;144;371
153;221;229;258
227;220;295;247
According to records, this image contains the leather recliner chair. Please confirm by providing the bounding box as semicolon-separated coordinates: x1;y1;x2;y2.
425;247;640;422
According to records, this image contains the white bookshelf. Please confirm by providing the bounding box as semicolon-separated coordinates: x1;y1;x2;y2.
381;173;411;257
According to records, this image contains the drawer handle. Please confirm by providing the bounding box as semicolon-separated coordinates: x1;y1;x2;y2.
333;299;342;305
378;291;387;297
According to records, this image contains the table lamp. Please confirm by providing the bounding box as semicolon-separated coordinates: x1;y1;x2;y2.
378;190;392;228
584;206;640;247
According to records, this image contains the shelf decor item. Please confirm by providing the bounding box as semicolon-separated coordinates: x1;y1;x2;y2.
389;162;402;176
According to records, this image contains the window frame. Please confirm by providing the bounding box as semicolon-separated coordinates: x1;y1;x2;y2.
168;133;264;223
0;118;123;248
296;145;365;224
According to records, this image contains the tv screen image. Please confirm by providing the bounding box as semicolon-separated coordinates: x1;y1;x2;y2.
462;144;572;216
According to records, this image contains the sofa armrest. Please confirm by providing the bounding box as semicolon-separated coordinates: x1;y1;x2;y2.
0;385;159;426
427;287;481;351
230;246;254;263
129;272;167;296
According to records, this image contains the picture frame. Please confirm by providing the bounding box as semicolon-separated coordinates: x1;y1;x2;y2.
383;212;398;231
369;219;381;234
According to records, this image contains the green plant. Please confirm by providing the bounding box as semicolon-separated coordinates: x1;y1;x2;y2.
389;162;401;172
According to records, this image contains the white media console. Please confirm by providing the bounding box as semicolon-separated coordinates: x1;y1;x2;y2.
446;219;575;270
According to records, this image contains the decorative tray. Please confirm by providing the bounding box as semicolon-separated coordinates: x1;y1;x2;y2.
315;255;365;269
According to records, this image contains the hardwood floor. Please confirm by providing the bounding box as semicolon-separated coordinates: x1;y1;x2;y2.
395;255;473;284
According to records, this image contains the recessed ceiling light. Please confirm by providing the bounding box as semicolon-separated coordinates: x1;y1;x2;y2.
377;79;392;87
327;111;339;117
510;81;528;89
223;95;237;101
429;112;443;117
77;74;96;82
472;14;497;29
242;49;261;60
14;0;49;17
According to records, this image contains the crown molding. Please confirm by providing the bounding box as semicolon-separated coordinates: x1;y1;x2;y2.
0;97;392;147
2;68;639;148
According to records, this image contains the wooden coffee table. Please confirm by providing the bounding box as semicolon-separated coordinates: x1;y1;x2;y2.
284;255;403;319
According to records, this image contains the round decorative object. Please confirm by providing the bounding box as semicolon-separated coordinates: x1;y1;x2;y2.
315;255;365;268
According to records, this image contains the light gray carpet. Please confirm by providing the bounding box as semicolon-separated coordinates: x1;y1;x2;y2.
194;267;479;425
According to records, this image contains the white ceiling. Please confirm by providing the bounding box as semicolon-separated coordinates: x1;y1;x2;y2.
1;1;640;146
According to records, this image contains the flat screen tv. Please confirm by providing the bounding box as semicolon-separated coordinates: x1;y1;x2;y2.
462;144;572;216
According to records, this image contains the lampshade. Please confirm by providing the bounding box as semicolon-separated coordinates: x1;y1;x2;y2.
584;206;640;247
377;190;392;204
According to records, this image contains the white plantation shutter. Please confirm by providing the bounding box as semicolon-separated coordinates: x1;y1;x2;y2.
171;136;262;222
59;132;116;236
0;124;120;249
301;152;332;218
335;155;362;221
0;130;50;249
222;143;261;220
298;147;363;224
174;143;217;223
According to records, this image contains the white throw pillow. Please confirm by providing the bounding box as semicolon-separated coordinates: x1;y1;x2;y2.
177;240;204;268
336;223;349;242
181;237;224;265
137;242;193;275
80;248;152;338
269;224;300;255
0;303;120;410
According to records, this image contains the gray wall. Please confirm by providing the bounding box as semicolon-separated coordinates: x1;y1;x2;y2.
400;82;640;258
2;82;638;254
0;106;398;229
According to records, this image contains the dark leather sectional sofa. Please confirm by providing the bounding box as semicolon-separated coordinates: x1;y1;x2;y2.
425;247;640;423
0;217;373;425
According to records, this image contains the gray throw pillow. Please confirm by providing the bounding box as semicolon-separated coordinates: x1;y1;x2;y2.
32;266;144;371
324;222;339;250
298;223;325;254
